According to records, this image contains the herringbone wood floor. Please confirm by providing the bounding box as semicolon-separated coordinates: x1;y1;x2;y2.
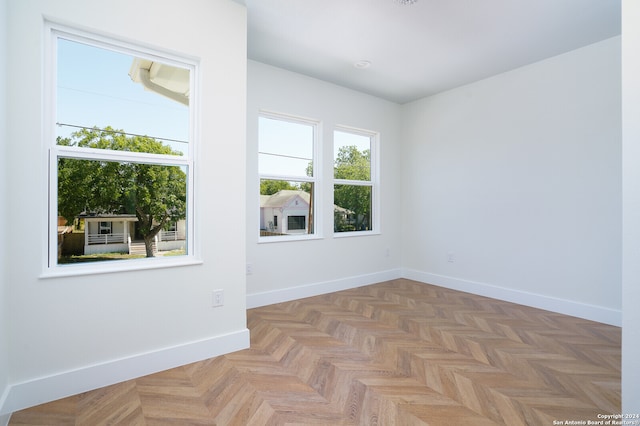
10;279;621;425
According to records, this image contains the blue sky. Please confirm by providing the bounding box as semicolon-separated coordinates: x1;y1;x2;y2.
258;116;313;177
56;38;190;154
56;37;369;171
259;116;371;179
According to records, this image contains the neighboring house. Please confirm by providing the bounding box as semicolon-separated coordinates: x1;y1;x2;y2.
260;190;355;235
260;190;311;235
79;213;186;255
333;205;358;231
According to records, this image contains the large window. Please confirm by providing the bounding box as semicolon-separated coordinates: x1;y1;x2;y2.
333;128;378;234
258;113;318;240
47;25;196;273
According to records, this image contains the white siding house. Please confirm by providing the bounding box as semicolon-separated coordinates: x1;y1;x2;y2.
81;214;186;255
83;215;136;255
260;190;311;235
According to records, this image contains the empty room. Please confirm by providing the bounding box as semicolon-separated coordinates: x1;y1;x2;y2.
1;0;639;424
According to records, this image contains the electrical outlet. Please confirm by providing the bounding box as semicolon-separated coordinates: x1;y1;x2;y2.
447;252;455;263
212;289;224;307
246;263;253;275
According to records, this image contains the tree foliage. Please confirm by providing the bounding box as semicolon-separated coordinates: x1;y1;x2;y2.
57;127;187;257
260;179;297;195
333;145;371;231
334;145;370;181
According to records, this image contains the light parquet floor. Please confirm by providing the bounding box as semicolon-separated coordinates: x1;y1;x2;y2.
10;279;621;425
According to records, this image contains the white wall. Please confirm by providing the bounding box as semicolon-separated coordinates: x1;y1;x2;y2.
1;2;631;417
2;0;248;415
0;0;10;423
401;37;622;326
622;0;640;412
246;61;402;307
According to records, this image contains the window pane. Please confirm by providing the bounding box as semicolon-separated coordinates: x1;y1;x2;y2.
56;38;190;156
287;216;306;230
334;131;370;181
57;158;188;263
260;179;314;236
259;116;314;177
334;184;372;232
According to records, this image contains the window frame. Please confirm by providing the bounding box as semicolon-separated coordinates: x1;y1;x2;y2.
332;125;380;237
258;111;322;243
43;23;201;277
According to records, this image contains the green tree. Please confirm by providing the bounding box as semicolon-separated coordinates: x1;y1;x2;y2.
57;127;187;257
334;145;371;231
260;179;297;195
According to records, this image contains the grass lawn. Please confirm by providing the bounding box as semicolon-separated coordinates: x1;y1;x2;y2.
59;249;186;264
59;253;145;263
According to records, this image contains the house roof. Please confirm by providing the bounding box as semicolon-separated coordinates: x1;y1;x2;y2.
79;213;138;221
260;190;309;208
260;190;354;214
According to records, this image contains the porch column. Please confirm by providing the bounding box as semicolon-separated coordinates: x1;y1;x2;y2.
123;220;129;244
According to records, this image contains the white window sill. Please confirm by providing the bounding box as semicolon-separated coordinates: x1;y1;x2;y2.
258;234;323;244
40;256;203;279
333;230;381;238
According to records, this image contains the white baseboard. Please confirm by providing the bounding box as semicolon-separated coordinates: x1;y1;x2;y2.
403;268;621;327
0;328;250;416
3;269;619;419
247;269;403;309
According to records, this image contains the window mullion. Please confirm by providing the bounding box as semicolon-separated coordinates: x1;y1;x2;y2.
333;178;372;186
259;173;315;183
54;145;190;165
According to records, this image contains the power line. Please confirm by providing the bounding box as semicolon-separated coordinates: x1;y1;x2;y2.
58;85;186;112
56;122;188;145
258;151;312;161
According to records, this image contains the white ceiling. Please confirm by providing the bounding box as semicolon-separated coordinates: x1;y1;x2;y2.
239;0;621;104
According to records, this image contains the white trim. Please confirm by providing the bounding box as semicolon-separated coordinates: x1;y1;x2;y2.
333;229;381;238
54;145;191;166
247;269;403;308
40;257;203;279
247;268;621;326
402;268;622;327
332;126;380;235
257;233;324;244
333;179;372;186
48;24;199;71
44;22;198;274
247;268;620;325
0;329;249;416
258;111;322;241
259;173;315;183
259;109;319;127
